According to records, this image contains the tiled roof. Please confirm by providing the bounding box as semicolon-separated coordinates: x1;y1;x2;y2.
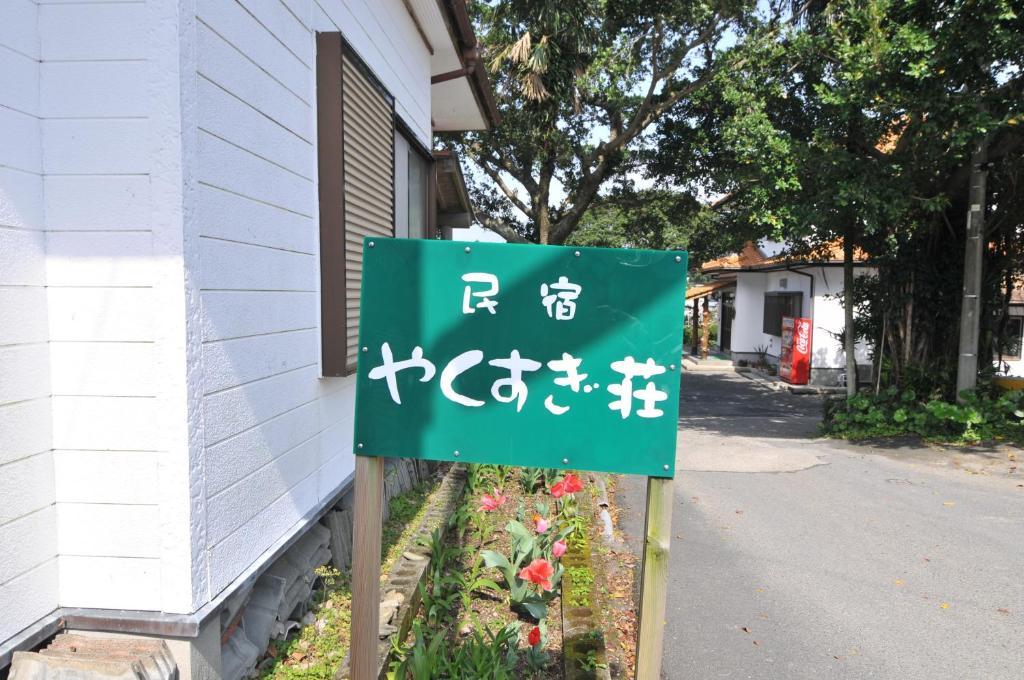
700;242;766;272
702;239;868;273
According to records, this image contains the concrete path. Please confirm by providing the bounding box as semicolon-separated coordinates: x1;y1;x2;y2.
617;372;1024;679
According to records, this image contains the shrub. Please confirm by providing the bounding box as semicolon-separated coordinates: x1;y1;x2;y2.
823;386;1024;444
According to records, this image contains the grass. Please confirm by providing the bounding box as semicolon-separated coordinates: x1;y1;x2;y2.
259;475;438;680
565;566;594;608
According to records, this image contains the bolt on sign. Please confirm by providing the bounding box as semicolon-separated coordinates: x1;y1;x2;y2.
352;238;687;477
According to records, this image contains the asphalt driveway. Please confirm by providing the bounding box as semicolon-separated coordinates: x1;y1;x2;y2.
617;371;1024;679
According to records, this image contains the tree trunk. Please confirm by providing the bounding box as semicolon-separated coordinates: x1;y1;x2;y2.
955;138;988;401
700;297;711;359
691;299;700;356
843;228;857;398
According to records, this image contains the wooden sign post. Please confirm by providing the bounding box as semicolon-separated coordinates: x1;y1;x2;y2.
348;239;686;679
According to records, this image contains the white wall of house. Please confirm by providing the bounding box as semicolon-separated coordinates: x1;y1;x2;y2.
996;306;1024;377
188;0;433;606
1;0;439;650
0;0;59;646
729;267;872;371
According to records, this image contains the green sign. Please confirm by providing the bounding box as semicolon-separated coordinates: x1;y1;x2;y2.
352;239;687;477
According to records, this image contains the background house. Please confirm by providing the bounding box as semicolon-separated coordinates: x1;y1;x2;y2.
0;0;495;676
697;241;874;385
995;282;1023;378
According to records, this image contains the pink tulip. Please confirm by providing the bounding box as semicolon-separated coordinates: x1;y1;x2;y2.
552;539;567;558
532;514;549;533
478;488;506;512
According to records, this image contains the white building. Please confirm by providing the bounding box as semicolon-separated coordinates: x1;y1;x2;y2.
995;283;1023;379
696;241;874;385
0;0;495;675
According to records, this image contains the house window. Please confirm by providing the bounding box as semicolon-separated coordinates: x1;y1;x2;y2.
997;317;1023;361
393;128;432;240
316;33;395;377
762;292;802;336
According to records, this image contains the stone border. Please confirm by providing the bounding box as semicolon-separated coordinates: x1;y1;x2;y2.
334;464;467;680
561;484;612;680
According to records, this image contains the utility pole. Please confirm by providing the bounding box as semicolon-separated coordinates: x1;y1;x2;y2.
955;138;989;401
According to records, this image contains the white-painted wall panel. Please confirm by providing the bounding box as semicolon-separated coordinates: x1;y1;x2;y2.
58;504;160;558
0;107;44;174
0;1;58;647
0;399;52;467
200;291;318;341
206;435;320;545
202;365;320;445
0;168;44;230
204;400;320;497
40;62;147;118
196;183;315;254
206;474;318;594
0;227;47;285
44;176;151;231
0;0;41;60
236;0;313;66
38;1;146;61
53;450;158;505
0;49;40;116
48;288;154;342
0;288;50;346
41;119;149;175
203;329;318;394
52;396;156;451
198;0;311;101
0;344;51;405
46;231;154;288
0;453;55;525
58;555;160;610
49;342;155;396
196;23;312;141
197;76;314;181
0;507;57;586
0;559;58;643
197;131;314;217
199;238;317;291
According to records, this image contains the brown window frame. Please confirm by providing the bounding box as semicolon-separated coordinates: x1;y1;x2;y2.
316;33;397;377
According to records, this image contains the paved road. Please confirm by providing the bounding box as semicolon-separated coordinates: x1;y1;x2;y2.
617;371;1024;680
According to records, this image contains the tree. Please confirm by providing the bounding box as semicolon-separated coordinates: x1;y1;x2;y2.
452;0;762;245
650;0;1024;396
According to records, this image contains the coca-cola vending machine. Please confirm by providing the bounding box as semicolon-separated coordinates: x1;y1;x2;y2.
779;316;812;384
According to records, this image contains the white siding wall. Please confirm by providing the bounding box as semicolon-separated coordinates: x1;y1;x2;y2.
191;0;431;600
730;268;872;369
36;0;168;611
0;0;60;645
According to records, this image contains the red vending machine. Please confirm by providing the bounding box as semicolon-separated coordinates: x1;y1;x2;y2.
779;316;812;384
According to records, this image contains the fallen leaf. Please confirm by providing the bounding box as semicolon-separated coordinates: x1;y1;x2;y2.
755;587;764;593
940;602;950;610
735;510;744;515
943;501;955;508
894;579;905;586
997;608;1010;615
741;627;751;634
753;640;761;646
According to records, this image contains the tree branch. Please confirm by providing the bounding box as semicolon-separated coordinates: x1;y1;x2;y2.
478;215;531;243
476;157;533;218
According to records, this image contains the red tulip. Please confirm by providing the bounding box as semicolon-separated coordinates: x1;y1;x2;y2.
528;626;541;647
478;488;506;512
552;539;567;558
549;480;566;498
518;558;555;591
562;473;584;494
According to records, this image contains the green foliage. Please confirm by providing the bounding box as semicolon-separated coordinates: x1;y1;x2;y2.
565;565;594;607
481;517;569;620
388;620;520;680
824;387;1024;444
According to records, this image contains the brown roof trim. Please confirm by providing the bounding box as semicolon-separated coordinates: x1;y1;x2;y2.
437;0;501;128
433;149;473;215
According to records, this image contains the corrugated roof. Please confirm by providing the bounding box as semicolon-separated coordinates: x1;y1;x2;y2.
685;279;735;300
702;239;868;273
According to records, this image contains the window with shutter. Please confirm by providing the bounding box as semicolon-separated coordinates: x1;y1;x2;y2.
316;34;395;377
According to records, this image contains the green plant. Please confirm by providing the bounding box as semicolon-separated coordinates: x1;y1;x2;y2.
456;553;502;614
565;565;594;607
389;621;519;680
753;344;770;369
578;649;609;672
481;520;569;620
824;387;1024;444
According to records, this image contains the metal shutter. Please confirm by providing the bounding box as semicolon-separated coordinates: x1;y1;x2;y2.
342;53;394;373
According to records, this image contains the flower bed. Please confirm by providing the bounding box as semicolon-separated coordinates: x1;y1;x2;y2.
388;465;593;679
